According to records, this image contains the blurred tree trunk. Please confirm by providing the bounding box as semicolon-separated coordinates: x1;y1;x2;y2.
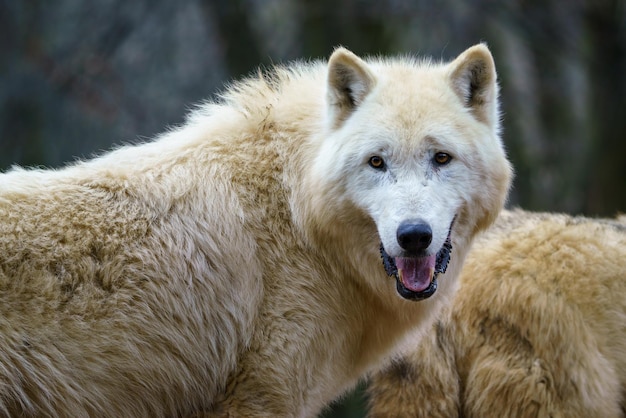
199;0;265;78
300;0;396;58
583;0;626;216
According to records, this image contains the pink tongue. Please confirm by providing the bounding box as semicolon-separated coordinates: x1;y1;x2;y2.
395;255;436;292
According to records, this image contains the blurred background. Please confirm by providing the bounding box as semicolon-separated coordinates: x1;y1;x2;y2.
1;1;624;416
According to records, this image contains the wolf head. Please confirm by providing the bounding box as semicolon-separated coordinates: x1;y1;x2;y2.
309;45;512;301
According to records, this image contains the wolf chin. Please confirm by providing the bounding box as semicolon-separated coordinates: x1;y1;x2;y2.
0;44;511;417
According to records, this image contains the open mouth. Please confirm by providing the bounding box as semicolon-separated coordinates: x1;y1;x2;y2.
379;221;453;301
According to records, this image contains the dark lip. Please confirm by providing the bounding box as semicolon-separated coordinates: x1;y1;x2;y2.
379;218;454;301
395;276;438;301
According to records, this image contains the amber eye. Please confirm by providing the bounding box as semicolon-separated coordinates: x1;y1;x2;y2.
434;152;452;165
368;156;385;170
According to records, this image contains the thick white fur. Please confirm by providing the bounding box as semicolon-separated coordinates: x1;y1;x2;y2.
0;45;511;417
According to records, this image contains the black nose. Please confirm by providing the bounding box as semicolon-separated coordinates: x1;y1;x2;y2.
397;221;432;253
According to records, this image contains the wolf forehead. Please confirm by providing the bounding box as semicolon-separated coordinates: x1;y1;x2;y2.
323;66;496;154
336;74;475;127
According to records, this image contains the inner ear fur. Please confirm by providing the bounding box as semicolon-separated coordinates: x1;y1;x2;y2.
449;44;498;126
326;47;376;128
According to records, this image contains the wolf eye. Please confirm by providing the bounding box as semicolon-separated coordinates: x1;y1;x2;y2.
433;152;452;166
368;156;385;170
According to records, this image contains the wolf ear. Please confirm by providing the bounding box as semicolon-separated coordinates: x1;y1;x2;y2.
448;44;499;128
326;47;376;129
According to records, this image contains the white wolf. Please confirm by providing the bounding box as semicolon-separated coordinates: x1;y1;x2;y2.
0;45;511;417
